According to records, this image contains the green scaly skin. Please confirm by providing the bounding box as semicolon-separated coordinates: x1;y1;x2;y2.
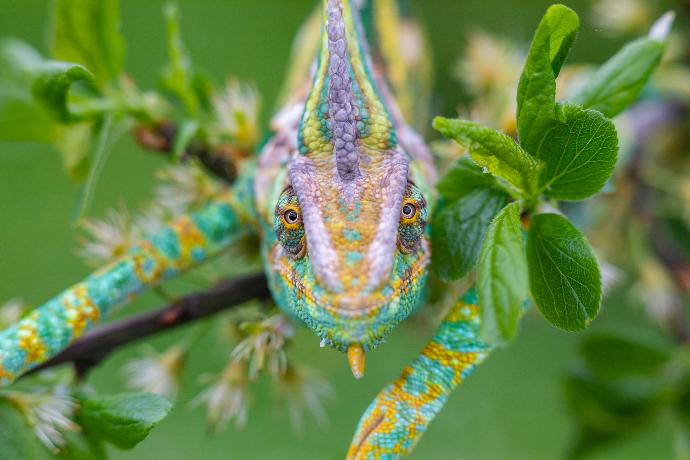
0;1;496;458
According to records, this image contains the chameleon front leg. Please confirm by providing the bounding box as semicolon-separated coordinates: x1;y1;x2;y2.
0;180;254;386
347;288;492;459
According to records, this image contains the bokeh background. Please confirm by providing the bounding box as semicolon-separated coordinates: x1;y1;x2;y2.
0;1;685;459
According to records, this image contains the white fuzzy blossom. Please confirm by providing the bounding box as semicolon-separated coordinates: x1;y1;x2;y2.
212;79;261;149
132;205;172;238
77;162;224;265
77;206;139;266
2;387;78;453
275;364;333;433
154;163;223;215
592;0;654;36
192;361;251;432
453;30;523;134
634;261;684;329
454;30;522;96
600;262;624;296
123;346;186;400
0;299;25;329
230;314;295;380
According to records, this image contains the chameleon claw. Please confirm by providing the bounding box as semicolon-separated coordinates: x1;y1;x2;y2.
347;344;365;379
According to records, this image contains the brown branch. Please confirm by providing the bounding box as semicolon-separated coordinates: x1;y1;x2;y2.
134;122;246;183
26;273;270;379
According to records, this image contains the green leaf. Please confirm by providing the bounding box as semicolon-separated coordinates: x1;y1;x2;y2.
161;4;199;116
527;213;601;331
572;12;673;118
172;120;199;162
663;217;690;259
565;373;662;432
431;188;507;281
564;373;663;458
433;117;543;196
516;4;579;154
572;39;665;118
32;61;95;122
477;202;528;344
79;392;172;450
580;332;673;381
52;0;126;86
54;122;95;181
57;430;106;460
0;39;96;125
536;104;618;200
0;400;47;460
436;157;499;201
677;378;690;431
0;40;56;141
0;40;98;179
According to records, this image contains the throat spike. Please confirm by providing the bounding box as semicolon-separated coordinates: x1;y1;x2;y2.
347;343;366;379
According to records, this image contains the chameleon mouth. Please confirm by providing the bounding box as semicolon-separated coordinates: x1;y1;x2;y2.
271;238;429;319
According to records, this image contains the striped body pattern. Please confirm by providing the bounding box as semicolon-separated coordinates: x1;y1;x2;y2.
0;193;245;385
348;290;492;458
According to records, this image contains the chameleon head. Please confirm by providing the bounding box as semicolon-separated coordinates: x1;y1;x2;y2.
269;0;430;377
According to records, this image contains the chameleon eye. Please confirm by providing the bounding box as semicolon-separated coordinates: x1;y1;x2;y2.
401;203;416;219
284;209;300;224
397;183;428;254
274;187;306;259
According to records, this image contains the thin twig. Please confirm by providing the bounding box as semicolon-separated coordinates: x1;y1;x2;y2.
134;122;244;183
25;273;270;379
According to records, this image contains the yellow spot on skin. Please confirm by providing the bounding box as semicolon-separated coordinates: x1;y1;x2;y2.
171;218;207;267
0;360;12;382
131;244;165;285
17;321;46;364
348;343;366;379
63;285;101;339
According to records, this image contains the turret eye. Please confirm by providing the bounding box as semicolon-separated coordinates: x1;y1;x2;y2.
401;203;416;219
274;187;306;259
397;183;428;254
284;209;299;224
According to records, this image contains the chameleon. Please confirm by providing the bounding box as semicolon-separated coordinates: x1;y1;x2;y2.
0;0;495;458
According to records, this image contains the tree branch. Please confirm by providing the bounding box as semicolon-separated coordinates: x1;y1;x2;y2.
26;273;270;379
134;122;246;183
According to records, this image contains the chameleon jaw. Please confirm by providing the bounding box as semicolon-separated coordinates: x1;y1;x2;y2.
269;239;429;352
271;239;429;318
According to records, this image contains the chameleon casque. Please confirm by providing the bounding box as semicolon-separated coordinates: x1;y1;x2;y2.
0;0;494;458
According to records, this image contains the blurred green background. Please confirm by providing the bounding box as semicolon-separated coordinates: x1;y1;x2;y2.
0;1;680;459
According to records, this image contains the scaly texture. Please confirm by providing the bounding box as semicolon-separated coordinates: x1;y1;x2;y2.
266;0;433;353
347;288;492;459
0;191;247;385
